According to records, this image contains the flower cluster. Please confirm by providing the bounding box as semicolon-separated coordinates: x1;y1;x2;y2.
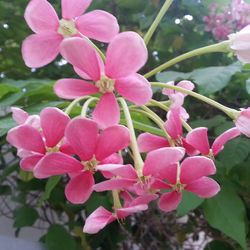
204;0;250;41
6;0;250;234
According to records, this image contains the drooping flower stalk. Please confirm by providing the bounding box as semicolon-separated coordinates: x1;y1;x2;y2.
144;0;174;45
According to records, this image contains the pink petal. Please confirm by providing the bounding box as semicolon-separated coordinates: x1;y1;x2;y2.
105;32;148;79
54;78;98;99
7;125;45;154
20;154;43;172
40;107;70;148
22;33;62;68
162;81;175;96
60;37;103;81
93;178;136;192
151;178;172;190
74;66;92;80
177;80;195;96
165;108;183;139
24;0;59;33
76;10;119;42
96;164;137;179
182;138;199;156
235;50;250;63
115;74;152;105
180;156;216;184
116;204;148;218
95;124;130;161
25;115;40;129
11;107;29;125
186;127;210;155
235;108;250;137
143;147;185;178
158;191;182;212
92;93;120;130
65;118;98;161
83;206;115;234
137;133;169;153
65;171;94;204
186;177;220;198
130;194;158;206
34;152;83;178
61;0;92;19
100;153;123;165
212;127;241;156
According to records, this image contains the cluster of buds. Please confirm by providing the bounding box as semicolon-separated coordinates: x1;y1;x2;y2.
204;0;250;41
6;0;250;234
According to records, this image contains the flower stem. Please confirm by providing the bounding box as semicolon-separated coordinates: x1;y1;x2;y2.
118;98;144;176
151;82;236;118
144;0;174;45
65;96;91;115
144;41;231;79
112;190;122;209
81;97;98;117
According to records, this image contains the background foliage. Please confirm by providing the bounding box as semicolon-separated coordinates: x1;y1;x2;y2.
0;0;250;249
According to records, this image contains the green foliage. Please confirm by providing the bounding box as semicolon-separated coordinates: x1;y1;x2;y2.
203;186;247;249
14;205;39;228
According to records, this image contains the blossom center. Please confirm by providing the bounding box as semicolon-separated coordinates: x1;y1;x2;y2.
58;19;78;38
95;75;115;94
46;146;59;153
173;182;186;192
82;157;99;172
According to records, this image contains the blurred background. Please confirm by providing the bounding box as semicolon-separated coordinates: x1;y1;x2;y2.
0;0;250;249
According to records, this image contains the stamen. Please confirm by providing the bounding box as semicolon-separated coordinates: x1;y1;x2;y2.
95;75;115;94
58;19;78;38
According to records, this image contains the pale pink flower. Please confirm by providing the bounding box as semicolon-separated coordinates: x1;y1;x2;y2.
22;0;119;68
33;117;130;204
235;108;250;137
159;156;220;212
54;32;152;129
229;25;250;63
7;107;70;172
186;127;240;156
162;80;194;120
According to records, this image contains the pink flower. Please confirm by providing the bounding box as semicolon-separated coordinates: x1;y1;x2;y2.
83;193;157;234
7;107;70;172
22;0;119;68
186;127;241;157
235;108;250;137
229;25;250;63
138;108;197;155
162;80;194;120
159;156;220;212
54;32;152;129
33;117;130;204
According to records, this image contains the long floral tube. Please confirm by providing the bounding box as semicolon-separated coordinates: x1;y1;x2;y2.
150;82;237;119
144;41;231;79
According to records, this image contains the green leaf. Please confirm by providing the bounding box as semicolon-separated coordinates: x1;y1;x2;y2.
203;186;247;250
0;185;11;195
219;138;250;172
177;191;204;216
0;84;19;99
0;116;16;136
191;115;226;130
205;240;234;250
156;63;242;94
14;205;39;228
45;224;77;250
40;176;61;203
19;170;33;182
246;78;250;94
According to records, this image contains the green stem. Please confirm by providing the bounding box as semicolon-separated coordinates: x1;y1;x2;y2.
151;82;236;118
112;190;122;209
149;99;192;132
81;97;98;117
144;0;174;45
64;96;91;115
118;98;144;176
144;41;231;79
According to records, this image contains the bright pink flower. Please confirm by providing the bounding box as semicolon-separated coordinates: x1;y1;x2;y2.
7;107;70;172
162;80;194;120
159;156;220;212
22;0;119;68
186;127;241;156
54;32;152;129
83;193;156;234
138;108;197;155
235;108;250;137
34;117;130;204
229;25;250;63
